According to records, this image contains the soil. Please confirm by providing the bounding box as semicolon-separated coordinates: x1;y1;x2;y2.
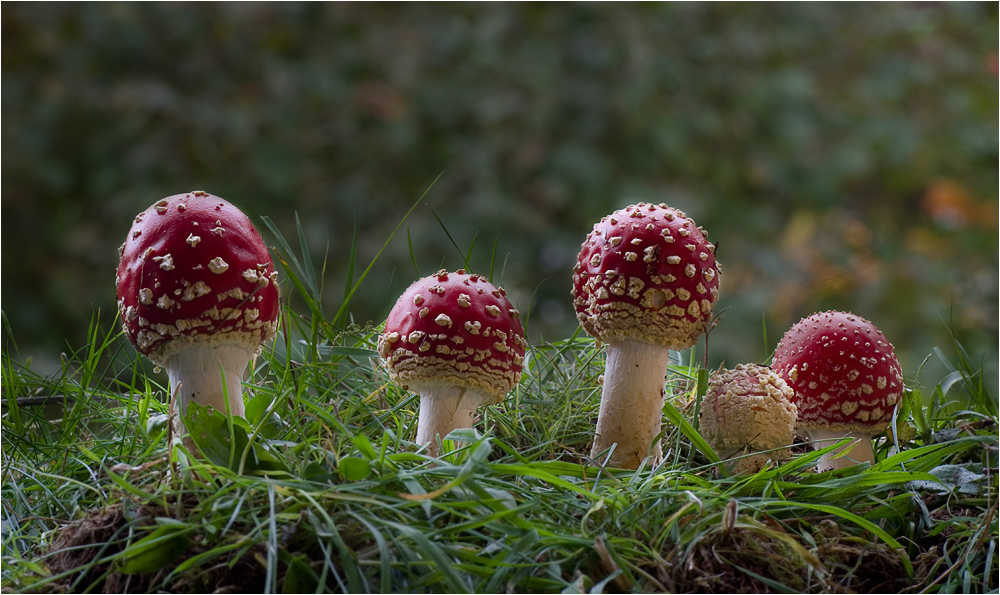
43;501;268;594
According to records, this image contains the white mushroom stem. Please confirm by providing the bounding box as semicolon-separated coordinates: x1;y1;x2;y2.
803;427;876;471
166;344;251;440
413;384;491;457
591;339;672;469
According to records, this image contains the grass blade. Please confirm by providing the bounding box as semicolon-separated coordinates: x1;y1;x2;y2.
337;207;359;329
425;203;471;272
331;174;441;327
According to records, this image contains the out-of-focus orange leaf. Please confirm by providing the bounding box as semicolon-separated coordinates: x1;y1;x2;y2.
906;228;949;259
977;201;998;229
781;210;818;255
921;178;987;230
841;218;873;250
810;262;852;296
851;252;882;285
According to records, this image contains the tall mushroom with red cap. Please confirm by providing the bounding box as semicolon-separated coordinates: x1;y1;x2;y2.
378;269;527;456
116;191;280;445
772;310;904;471
573;203;721;469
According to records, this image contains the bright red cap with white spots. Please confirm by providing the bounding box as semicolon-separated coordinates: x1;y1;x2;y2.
772;310;904;433
116;191;280;366
572;203;721;350
377;269;527;403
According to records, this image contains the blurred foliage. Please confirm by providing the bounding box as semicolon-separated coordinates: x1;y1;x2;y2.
2;3;997;391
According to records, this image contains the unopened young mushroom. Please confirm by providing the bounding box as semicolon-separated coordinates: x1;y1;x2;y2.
699;364;797;474
377;270;527;456
572;203;721;469
116;191;280;446
772;310;904;471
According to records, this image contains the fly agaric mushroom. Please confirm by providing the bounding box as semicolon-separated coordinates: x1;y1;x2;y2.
573;203;721;468
377;269;527;456
772;310;904;471
116;191;279;445
699;364;797;474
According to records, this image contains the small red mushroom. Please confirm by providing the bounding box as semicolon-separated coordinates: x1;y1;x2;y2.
572;203;721;468
377;270;527;456
116;191;279;444
772;310;904;471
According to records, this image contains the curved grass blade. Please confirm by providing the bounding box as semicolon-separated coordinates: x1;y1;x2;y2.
425;203;471;272
332;174;441;327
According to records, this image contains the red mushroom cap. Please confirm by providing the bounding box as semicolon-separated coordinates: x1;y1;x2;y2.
377;269;527;403
116;191;280;366
572;203;721;350
772;310;904;433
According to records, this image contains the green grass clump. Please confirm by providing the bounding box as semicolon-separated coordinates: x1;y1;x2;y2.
2;222;996;593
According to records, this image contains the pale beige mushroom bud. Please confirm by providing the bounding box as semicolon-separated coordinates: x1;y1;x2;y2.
699;364;797;474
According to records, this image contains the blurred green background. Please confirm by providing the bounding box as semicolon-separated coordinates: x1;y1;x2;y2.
3;3;997;393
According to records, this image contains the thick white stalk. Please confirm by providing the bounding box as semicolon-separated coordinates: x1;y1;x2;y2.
414;384;489;457
166;344;252;440
591;339;672;469
804;427;876;471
